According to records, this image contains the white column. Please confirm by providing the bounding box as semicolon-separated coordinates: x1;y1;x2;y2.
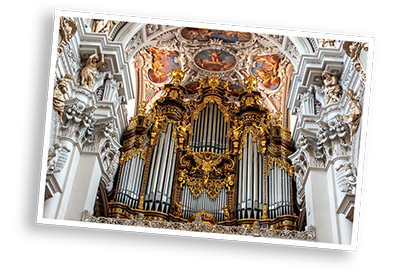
304;169;334;243
43;140;79;219
328;160;354;245
64;153;102;221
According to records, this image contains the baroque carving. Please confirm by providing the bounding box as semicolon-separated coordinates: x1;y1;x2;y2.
343;41;368;82
335;161;357;194
82;210;317;241
322;71;342;105
92;20;119;40
341;89;362;143
77;54;104;89
102;73;123;102
53;74;73;123
57;17;78;61
47;141;71;174
296;132;325;168
316;116;351;159
318;39;335;47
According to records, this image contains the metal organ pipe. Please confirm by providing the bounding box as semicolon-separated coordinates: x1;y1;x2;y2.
127;157;136;207
156;124;172;210
115;163;126;203
191;102;227;154
114;151;145;209
253;141;258;217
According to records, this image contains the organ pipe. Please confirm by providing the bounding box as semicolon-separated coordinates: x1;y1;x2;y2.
109;71;297;230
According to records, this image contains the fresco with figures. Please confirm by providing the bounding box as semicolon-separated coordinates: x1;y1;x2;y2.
147;47;179;83
251;54;283;90
195;49;236;72
181;27;251;43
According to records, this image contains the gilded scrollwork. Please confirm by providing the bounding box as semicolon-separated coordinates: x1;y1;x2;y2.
222;205;232;221
191;152;223;187
244;74;257;93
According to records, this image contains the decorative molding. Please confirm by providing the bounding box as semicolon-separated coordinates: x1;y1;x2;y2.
81;210;316;241
45;174;63;201
337;193;355;222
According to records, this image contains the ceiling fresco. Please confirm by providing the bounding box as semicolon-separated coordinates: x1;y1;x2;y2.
195;49;236;72
126;25;302;114
147;47;179;83
251;54;284;90
181;28;251;43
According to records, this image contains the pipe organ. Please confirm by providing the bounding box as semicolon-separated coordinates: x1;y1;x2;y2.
109;68;298;229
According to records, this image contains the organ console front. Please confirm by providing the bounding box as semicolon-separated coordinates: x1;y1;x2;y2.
108;68;298;230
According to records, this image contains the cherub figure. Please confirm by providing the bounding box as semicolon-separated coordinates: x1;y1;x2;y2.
77;53;104;89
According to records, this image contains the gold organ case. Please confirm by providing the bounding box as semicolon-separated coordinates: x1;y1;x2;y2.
109;69;297;230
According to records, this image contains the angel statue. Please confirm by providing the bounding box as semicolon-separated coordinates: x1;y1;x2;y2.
77;53;104;89
322;71;342;105
176;115;192;150
53;73;73;123
229;117;243;141
227;117;243;154
177;114;192;141
341;88;362;142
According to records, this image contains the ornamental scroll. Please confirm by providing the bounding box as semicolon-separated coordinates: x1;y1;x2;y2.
180;151;234;200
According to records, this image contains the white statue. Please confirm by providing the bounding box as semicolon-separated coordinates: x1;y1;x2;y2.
103;74;122;102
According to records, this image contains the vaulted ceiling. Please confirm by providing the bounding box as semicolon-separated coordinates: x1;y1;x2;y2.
87;20;319;115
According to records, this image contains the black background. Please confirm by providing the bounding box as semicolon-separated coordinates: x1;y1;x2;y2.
13;1;381;271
